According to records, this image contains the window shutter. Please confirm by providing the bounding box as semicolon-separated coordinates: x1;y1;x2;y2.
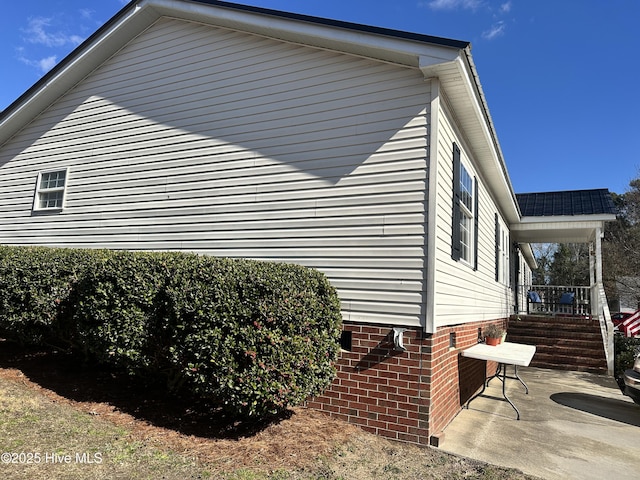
473;176;479;271
451;143;461;261
494;213;500;282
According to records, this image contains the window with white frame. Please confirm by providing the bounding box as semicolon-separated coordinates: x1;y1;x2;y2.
458;163;474;263
34;169;68;211
451;143;477;268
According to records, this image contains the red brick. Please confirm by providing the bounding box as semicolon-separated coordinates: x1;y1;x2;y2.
378;429;399;440
367;419;388;430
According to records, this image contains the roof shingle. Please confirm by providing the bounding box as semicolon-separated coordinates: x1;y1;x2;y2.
516;189;616;217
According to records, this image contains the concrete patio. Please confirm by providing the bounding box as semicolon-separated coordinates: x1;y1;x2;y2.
439;366;640;480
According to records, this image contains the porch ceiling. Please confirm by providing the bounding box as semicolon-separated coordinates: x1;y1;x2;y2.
511;215;615;244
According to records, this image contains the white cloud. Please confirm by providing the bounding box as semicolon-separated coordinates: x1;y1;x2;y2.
482;21;506;40
19;54;58;74
17;13;89;74
424;0;483;10
80;9;95;20
37;55;59;72
23;16;84;48
419;0;514;41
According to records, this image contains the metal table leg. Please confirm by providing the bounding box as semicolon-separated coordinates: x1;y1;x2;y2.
465;363;528;420
513;364;529;394
500;363;520;420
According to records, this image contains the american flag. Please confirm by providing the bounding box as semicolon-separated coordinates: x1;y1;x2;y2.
620;310;640;337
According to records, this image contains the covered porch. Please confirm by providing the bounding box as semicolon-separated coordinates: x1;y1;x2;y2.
511;189;617;374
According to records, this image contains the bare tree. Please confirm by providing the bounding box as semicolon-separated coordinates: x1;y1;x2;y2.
603;177;640;311
531;243;555;285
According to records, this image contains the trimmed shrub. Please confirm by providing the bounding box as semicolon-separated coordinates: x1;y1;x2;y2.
162;255;342;416
0;246;89;344
0;246;342;418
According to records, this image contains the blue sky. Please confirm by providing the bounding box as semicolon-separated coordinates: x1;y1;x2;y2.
1;0;638;196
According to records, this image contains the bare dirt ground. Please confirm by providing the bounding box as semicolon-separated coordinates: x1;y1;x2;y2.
0;339;540;479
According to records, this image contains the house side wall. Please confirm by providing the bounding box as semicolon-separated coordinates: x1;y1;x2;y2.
432;98;513;328
307;319;501;445
0;18;431;328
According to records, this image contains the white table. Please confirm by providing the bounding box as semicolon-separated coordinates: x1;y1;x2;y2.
461;341;536;419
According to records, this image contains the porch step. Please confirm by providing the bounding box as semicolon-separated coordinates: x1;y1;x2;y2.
529;352;606;373
507;315;607;374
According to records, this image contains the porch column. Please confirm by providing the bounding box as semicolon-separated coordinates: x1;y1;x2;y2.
589;243;595;287
590;226;604;316
595;226;603;285
589;241;597;317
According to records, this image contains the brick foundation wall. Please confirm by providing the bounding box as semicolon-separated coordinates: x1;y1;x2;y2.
427;320;504;440
307;319;506;445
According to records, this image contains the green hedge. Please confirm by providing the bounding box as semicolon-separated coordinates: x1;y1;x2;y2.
0;246;342;417
0;246;91;344
614;333;640;377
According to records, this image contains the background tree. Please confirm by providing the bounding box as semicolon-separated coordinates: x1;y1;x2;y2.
531;243;590;286
548;243;590;286
531;243;554;285
603;176;640;311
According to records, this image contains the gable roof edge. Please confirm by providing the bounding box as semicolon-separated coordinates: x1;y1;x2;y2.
0;2;158;146
0;0;470;148
184;0;470;49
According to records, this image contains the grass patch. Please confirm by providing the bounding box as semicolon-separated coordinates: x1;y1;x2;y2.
0;377;205;479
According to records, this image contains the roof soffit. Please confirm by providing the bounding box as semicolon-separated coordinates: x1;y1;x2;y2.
511;215;615;244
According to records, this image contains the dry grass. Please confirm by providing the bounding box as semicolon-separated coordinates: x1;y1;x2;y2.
0;340;541;479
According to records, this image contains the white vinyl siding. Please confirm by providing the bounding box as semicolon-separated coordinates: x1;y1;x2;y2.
0;18;430;328
433;98;512;327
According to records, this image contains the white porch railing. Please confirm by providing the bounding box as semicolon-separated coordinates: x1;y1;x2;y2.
525;285;591;316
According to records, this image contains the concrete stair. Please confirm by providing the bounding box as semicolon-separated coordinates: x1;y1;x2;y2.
507;315;607;374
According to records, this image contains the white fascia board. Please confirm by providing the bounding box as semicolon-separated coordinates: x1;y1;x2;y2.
513;220;606;233
518;214;617;224
150;0;461;68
